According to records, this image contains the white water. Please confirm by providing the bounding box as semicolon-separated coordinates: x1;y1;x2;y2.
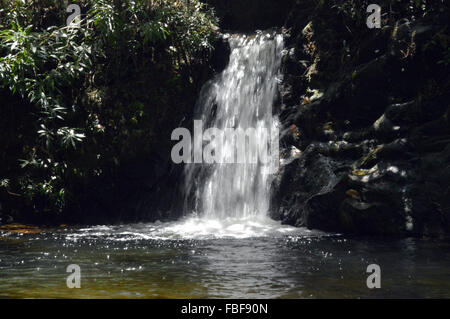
164;31;298;238
70;32;313;240
186;31;283;214
66;216;323;241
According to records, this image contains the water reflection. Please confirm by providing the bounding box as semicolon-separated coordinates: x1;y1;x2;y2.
0;223;449;298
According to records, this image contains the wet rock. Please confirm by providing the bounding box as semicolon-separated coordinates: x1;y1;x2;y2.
0;214;13;225
270;145;351;228
0;224;44;234
202;0;295;31
210;35;231;73
339;198;405;235
271;1;450;237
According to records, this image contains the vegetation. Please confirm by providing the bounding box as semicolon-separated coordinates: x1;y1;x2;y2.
0;0;218;223
297;0;449;83
275;0;449;236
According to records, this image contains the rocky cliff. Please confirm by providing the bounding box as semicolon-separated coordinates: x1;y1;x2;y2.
269;1;450;237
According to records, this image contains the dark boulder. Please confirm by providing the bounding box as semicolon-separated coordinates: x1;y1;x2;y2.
271;1;450;238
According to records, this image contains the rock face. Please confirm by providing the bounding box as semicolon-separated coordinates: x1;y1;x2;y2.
270;1;450;237
202;0;295;31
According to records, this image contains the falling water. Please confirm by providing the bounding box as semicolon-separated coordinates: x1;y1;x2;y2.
184;32;284;224
128;31;303;238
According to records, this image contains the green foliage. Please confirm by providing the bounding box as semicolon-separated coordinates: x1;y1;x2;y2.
0;0;218;221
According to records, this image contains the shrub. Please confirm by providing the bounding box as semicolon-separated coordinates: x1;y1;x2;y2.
0;0;218;222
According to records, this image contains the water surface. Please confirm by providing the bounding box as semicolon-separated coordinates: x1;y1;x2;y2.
1;218;449;298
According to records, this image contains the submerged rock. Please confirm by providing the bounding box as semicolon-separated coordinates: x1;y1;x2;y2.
0;224;44;234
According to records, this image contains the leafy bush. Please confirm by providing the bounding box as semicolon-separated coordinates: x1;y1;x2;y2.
0;0;218;222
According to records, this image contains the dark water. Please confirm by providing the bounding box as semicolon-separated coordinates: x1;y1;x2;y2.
0;220;449;299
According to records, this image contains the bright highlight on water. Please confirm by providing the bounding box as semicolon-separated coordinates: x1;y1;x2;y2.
183;32;283;224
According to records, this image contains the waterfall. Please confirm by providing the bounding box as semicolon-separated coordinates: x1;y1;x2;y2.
154;31;302;238
184;31;284;221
